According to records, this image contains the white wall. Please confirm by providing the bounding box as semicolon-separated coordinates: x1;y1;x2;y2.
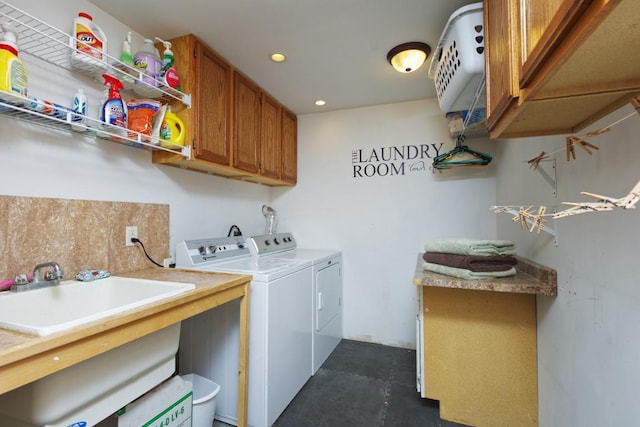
7;0;499;350
273;99;497;347
2;0;270;251
494;104;640;426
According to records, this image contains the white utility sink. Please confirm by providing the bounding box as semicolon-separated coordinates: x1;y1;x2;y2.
0;276;196;426
0;276;195;336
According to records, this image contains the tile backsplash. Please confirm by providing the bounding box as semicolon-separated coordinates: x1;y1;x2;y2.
0;196;169;281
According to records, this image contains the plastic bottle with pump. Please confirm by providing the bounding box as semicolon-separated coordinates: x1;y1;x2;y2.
72;12;107;69
0;22;28;107
133;39;161;97
100;74;127;141
156;37;181;90
119;32;135;90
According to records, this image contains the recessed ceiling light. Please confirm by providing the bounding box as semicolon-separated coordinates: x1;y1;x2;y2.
271;53;286;62
315;100;326;106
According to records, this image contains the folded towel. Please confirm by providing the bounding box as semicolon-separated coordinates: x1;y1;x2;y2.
423;252;517;272
424;238;516;256
423;262;517;280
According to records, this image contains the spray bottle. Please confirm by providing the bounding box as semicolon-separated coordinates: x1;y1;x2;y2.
155;37;181;90
100;74;127;141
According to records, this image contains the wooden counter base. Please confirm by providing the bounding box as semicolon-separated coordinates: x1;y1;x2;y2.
0;268;251;427
415;254;557;427
421;286;538;427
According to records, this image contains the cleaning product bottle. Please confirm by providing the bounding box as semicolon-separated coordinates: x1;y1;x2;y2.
155;37;181;90
0;22;28;101
133;38;161;96
159;107;186;148
71;88;87;131
72;12;107;69
100;74;127;141
119;32;135;90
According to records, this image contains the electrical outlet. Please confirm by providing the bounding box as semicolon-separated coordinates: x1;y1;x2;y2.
125;226;138;247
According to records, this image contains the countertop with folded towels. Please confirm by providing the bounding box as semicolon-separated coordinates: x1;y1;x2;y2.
414;251;557;296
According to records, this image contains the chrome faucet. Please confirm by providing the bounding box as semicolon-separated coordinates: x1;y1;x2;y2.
11;261;64;292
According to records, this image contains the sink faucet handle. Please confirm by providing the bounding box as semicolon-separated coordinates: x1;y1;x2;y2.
45;269;64;281
14;273;29;285
33;261;64;282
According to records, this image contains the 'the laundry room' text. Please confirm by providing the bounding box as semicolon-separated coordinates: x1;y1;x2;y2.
352;143;443;178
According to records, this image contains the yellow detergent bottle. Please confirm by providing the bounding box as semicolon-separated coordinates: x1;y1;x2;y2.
159;109;186;149
0;22;28;99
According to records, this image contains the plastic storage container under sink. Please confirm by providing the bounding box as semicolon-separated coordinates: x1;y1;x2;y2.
0;323;182;427
182;374;221;427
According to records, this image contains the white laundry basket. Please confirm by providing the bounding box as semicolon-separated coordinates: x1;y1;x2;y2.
182;374;220;427
428;2;485;113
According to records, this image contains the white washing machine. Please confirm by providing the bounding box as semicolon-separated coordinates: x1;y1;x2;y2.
175;236;312;427
246;233;343;375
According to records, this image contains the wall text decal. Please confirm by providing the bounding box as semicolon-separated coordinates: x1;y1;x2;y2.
352;143;444;178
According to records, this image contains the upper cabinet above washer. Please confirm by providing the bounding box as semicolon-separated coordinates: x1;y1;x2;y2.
152;34;297;186
484;0;640;139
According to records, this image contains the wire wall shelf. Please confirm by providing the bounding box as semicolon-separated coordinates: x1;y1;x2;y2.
0;96;191;158
0;1;191;158
0;1;191;107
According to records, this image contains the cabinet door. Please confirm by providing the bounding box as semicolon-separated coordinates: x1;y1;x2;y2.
260;92;282;180
280;108;297;184
194;39;232;165
484;0;520;130
518;0;590;88
233;71;261;174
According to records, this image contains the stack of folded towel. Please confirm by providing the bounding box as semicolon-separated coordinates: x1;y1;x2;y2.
423;238;518;280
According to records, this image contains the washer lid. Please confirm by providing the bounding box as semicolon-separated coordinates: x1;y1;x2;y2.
264;249;341;265
199;256;311;281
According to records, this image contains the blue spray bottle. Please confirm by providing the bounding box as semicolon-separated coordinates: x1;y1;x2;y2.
100;74;127;141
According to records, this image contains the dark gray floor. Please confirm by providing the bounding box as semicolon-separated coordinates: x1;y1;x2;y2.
272;339;470;427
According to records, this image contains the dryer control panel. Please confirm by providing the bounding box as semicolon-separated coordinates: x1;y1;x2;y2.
248;232;297;255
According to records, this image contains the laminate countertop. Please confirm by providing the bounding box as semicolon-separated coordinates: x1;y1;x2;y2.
0;268;252;395
414;253;557;296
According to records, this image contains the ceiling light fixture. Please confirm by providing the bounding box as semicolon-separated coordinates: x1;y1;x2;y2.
315;100;326;106
387;42;431;73
271;52;286;62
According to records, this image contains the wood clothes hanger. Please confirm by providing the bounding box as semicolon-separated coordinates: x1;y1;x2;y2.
432;134;493;169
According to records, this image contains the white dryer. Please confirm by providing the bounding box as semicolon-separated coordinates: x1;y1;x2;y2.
246;233;343;375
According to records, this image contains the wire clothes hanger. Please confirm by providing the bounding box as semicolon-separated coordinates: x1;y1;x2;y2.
432;75;492;170
432;134;493;169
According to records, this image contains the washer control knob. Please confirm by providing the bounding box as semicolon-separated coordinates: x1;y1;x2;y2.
198;246;206;255
274;238;280;245
265;239;271;246
208;245;217;254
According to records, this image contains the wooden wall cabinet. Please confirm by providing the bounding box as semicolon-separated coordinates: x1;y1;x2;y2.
233;71;261;174
281;107;298;185
153;34;297;186
260;92;284;181
484;0;640;139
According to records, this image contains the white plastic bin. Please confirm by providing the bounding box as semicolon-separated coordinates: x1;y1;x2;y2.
182;374;220;427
